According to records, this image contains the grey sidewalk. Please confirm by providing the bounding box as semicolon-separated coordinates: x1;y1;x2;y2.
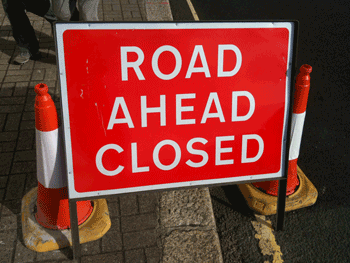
0;0;222;262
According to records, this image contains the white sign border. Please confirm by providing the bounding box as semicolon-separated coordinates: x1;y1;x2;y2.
55;21;295;200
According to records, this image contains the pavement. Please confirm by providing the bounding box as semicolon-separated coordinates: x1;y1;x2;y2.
0;0;223;262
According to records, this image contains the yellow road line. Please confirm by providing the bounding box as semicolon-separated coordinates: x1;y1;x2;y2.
251;215;284;263
186;0;199;21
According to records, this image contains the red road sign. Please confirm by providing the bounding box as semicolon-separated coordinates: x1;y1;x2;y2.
55;22;296;199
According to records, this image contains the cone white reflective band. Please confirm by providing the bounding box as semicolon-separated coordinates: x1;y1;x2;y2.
289;111;306;160
36;127;67;189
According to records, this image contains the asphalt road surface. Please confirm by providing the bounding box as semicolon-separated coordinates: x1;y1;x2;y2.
169;0;350;262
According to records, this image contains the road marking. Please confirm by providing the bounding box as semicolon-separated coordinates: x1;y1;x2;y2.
186;0;199;21
251;215;284;263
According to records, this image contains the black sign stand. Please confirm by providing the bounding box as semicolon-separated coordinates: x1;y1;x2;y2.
69;200;81;262
68;176;289;261
276;178;287;230
59;20;298;261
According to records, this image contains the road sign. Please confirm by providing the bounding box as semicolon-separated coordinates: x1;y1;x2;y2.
55;22;296;199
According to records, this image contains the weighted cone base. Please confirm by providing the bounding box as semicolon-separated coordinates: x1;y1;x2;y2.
238;166;318;215
22;187;111;252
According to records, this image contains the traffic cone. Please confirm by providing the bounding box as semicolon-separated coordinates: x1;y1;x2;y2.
252;65;312;196
34;83;93;229
238;65;318;215
22;83;111;252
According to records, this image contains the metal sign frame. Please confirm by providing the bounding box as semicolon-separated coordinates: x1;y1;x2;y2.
54;21;298;261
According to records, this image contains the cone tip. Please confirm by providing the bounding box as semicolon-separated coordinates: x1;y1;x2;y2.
35;83;49;95
300;64;312;74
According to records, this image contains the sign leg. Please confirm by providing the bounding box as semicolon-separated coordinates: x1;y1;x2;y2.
69;199;81;262
276;178;287;231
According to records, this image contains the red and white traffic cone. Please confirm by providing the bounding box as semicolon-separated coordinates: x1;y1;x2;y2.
253;64;313;196
34;83;93;229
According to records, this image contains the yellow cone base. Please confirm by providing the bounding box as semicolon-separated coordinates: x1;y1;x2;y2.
22;187;111;252
238;166;318;215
